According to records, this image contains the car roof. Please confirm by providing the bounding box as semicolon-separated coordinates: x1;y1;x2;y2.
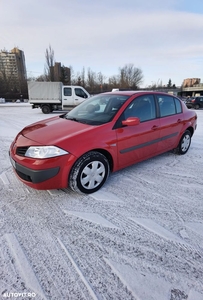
103;90;178;97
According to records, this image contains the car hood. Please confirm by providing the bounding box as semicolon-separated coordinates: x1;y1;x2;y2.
21;115;95;145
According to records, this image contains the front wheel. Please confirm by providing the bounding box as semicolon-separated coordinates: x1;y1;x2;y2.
175;130;191;155
69;151;110;194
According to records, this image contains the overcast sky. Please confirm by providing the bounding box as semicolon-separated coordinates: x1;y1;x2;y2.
1;0;203;87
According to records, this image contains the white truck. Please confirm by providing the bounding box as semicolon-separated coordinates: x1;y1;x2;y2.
28;81;90;114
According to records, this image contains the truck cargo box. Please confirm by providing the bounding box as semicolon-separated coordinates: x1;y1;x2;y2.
28;82;62;103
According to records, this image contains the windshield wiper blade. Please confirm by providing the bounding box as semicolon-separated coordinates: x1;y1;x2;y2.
65;116;89;124
66;116;80;122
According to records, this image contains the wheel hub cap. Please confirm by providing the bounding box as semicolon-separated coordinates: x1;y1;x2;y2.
81;161;105;189
181;135;190;151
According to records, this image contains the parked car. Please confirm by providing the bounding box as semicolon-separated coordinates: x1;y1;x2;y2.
186;96;203;109
178;96;187;103
9;91;197;194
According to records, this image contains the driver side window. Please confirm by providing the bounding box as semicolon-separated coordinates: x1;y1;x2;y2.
124;95;156;122
75;88;88;98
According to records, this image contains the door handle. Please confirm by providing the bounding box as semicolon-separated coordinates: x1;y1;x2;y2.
177;119;182;123
151;125;159;130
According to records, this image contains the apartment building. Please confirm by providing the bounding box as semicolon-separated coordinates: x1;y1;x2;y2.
0;47;27;92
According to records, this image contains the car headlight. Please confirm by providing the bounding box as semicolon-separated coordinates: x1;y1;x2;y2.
25;146;69;158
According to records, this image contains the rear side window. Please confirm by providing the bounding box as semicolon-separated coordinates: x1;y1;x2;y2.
64;88;72;96
174;97;182;113
158;95;176;117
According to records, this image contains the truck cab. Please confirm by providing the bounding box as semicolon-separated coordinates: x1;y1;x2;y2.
62;86;89;110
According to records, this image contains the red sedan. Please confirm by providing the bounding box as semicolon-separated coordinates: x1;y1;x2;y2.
9;91;197;194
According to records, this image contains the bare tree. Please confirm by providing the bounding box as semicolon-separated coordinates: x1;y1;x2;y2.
71;67;86;86
86;68;96;92
97;72;106;92
81;67;86;87
119;64;143;89
44;45;55;81
108;75;119;88
35;74;47;82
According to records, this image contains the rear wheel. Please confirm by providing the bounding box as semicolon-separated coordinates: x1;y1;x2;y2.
194;104;200;109
41;104;51;114
69;151;110;194
175;130;191;155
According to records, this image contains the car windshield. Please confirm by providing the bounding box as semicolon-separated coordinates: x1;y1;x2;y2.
64;94;129;125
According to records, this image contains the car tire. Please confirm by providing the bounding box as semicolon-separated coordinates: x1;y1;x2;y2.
194;104;200;109
69;151;110;194
175;130;191;155
41;105;51;114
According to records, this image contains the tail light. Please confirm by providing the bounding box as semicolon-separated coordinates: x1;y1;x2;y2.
191;99;195;102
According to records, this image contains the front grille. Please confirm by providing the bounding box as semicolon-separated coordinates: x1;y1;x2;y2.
16;146;29;156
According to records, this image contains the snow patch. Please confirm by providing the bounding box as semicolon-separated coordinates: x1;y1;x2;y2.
186;222;203;237
0;209;4;228
130;218;186;245
47;189;64;196
104;258;171;300
90;190;123;202
188;289;203;300
179;228;190;239
64;210;118;228
0;172;10;185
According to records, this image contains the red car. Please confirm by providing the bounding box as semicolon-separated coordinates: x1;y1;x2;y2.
9;91;197;194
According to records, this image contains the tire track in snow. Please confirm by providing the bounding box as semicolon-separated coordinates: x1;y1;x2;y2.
4;233;47;299
57;238;98;300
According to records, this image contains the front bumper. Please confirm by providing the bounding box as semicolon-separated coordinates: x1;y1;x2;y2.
9;154;60;183
9;133;78;190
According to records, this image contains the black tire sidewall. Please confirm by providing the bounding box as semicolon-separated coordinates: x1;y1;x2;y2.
178;130;191;155
41;105;51;114
69;151;109;194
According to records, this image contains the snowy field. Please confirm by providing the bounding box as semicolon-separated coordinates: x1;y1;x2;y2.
0;104;203;300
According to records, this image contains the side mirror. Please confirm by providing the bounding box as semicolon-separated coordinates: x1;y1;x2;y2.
122;117;140;126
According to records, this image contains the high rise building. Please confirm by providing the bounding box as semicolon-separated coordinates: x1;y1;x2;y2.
50;62;71;84
0;47;27;93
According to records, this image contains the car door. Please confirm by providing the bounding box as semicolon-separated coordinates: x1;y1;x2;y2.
115;95;161;168
73;87;89;106
157;95;184;152
62;87;74;109
199;97;203;108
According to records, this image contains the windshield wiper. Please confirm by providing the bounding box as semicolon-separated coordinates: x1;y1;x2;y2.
65;116;89;124
65;116;80;122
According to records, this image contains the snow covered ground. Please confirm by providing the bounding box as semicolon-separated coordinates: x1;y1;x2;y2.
0;103;203;300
